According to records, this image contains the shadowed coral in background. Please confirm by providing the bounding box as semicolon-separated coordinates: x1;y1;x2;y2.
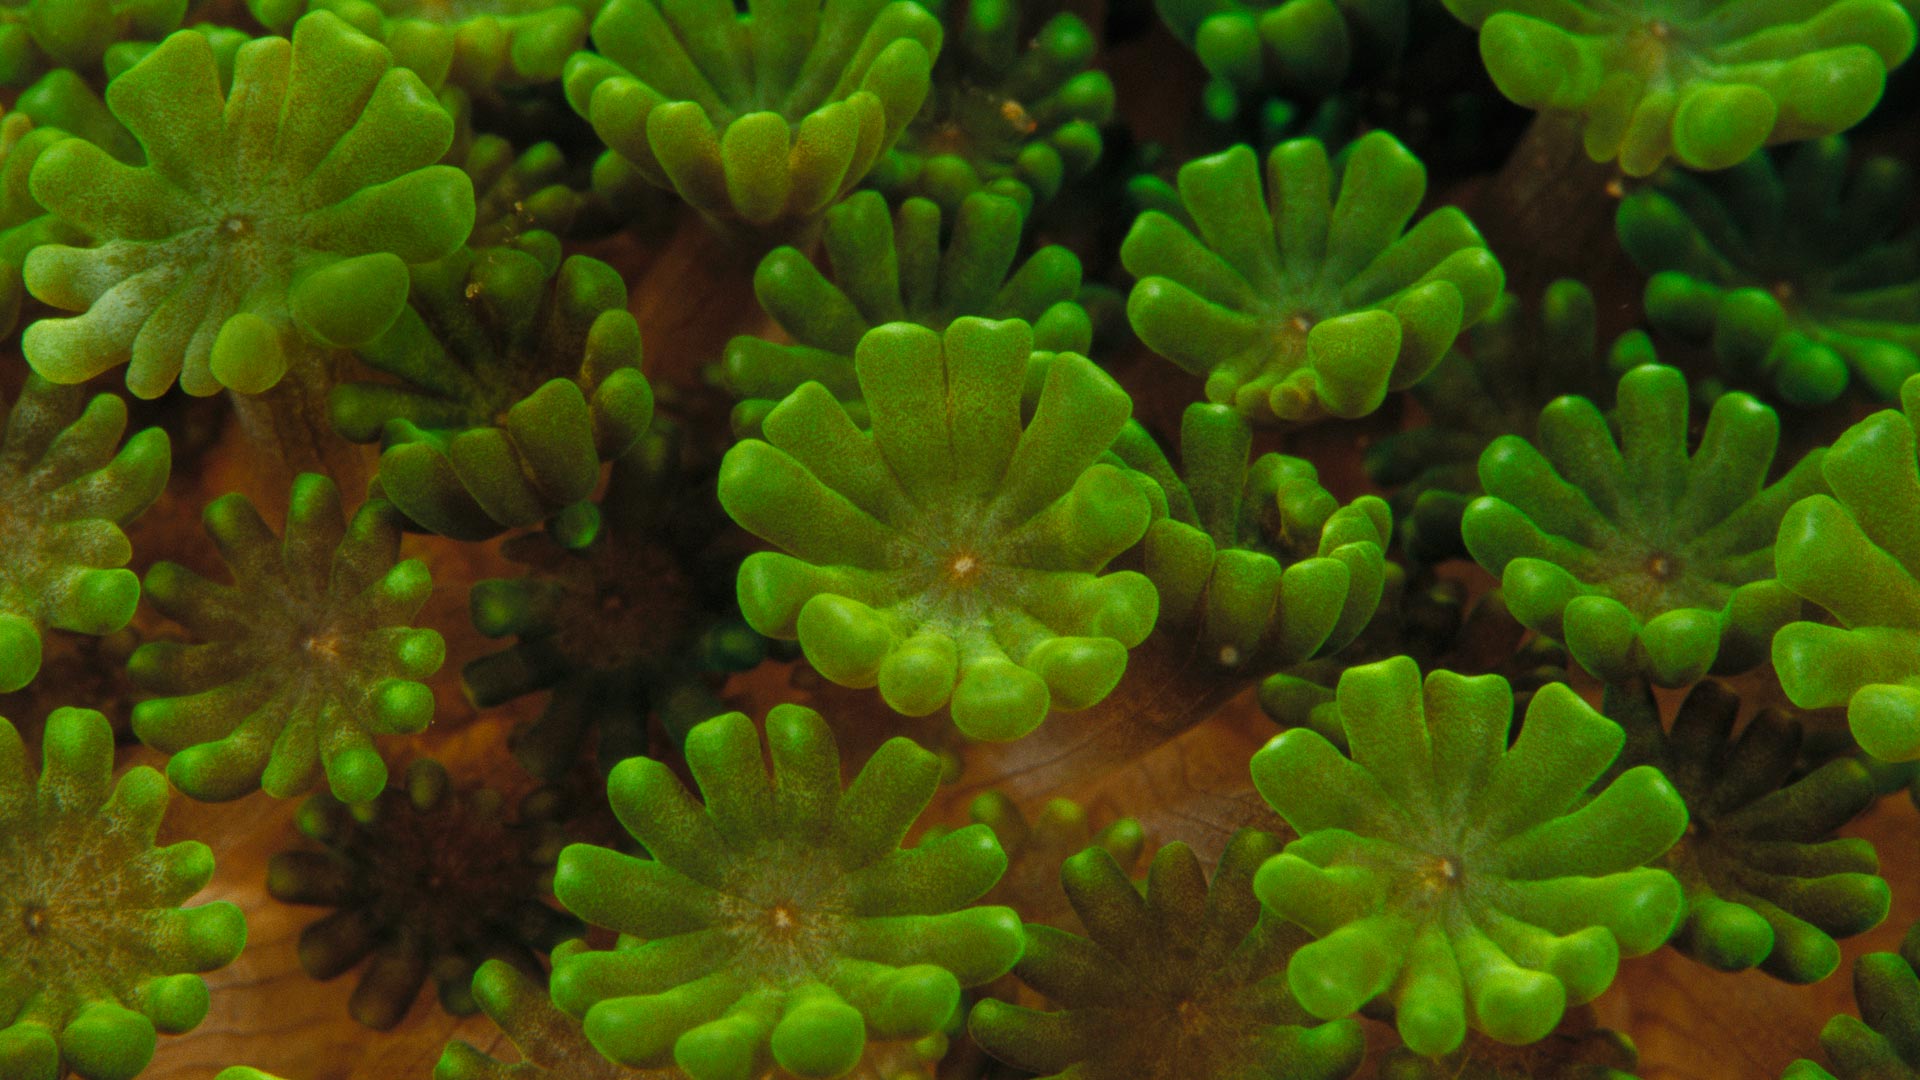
268;759;582;1031
970;830;1368;1080
1619;136;1920;406
722;189;1089;435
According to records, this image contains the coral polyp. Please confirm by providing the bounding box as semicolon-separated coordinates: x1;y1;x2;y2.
22;11;476;398
0;708;247;1080
550;706;1023;1078
720;317;1158;742
0;0;1912;1072
267;759;580;1030
129;473;445;805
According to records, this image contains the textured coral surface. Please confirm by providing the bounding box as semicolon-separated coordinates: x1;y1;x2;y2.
0;2;1915;1080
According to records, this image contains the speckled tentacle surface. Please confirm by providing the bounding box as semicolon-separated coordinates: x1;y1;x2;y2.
128;473;445;805
550;706;1024;1078
23;11;475;398
0;708;247;1080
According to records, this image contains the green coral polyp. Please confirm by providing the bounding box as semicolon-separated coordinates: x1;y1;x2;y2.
1250;656;1688;1056
0;106;79;339
1775;374;1920;762
1122;131;1504;423
1462;363;1825;686
0;375;169;694
330;243;654;540
248;0;596;93
22;10;476;398
0;0;186;86
1443;0;1917;175
1784;923;1920;1079
550;706;1024;1079
969;830;1368;1080
1605;680;1888;983
563;0;941;228
720;316;1158;742
723;188;1090;434
868;0;1114;215
1154;0;1407;124
128;473;446;805
0;708;247;1080
437;957;642;1080
1113;402;1390;670
1618;136;1920;406
1365;279;1655;563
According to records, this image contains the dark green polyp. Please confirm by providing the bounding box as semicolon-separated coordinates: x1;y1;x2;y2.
1463;363;1824;686
331;241;654;541
0;374;168;694
969;830;1369;1080
1619;136;1920;406
723;188;1090;435
1111;402;1390;672
1605;680;1888;983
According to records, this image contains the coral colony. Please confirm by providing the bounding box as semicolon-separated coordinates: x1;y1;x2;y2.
2;0;1920;1078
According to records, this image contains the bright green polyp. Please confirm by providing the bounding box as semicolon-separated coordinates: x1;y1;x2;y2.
1444;0;1916;176
719;317;1158;742
550;706;1022;1078
1462;363;1825;686
1111;402;1390;671
0;709;247;1080
564;0;940;228
0;0;185;86
723;188;1091;435
248;0;594;94
1776;375;1920;762
1122;132;1503;423
1618;136;1920;407
128;474;444;804
1250;657;1688;1055
0;375;169;694
22;10;475;398
435;958;631;1080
